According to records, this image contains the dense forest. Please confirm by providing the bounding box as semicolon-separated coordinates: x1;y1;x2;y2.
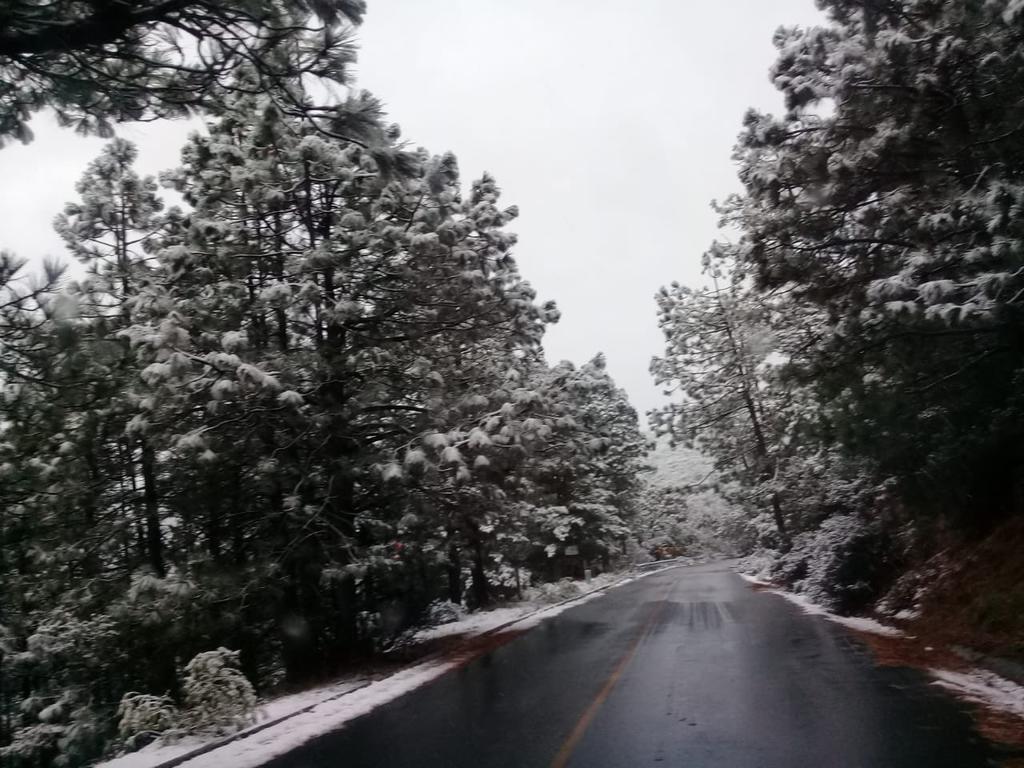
4;0;1024;765
653;0;1024;624
0;2;651;765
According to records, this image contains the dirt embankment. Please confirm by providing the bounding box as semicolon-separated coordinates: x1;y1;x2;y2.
866;518;1024;764
885;518;1024;666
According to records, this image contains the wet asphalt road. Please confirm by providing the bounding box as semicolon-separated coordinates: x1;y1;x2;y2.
264;562;995;768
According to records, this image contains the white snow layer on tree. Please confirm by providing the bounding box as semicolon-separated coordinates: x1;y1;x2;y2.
643;435;715;489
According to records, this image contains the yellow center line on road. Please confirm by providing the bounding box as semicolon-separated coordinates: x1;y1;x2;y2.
548;582;675;768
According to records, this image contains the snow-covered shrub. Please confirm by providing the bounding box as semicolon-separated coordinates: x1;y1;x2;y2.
735;549;779;582
116;692;180;749
523;578;583;604
486;561;531;596
773;515;888;614
0;703;105;767
0;724;65;766
426;600;466;626
181;649;257;733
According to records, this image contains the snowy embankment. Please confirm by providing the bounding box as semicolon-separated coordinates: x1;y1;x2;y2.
736;573;905;638
930;668;1024;719
96;569;658;768
735;570;1024;724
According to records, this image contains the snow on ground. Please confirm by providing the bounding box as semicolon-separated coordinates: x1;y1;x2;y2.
893;607;922;621
734;570;1024;725
96;679;370;768
736;572;773;587
767;588;905;637
735;569;906;638
256;678;369;722
168;577;641;768
409;605;536;643
97;737;211;768
413;571;638;643
97;569;655;768
171;659;458;768
931;668;1024;718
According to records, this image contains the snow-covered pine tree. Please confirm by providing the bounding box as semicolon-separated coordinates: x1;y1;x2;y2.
520;354;648;575
722;0;1024;516
1;43;651;768
55;138;177;579
650;261;792;538
0;0;367;146
131;81;561;674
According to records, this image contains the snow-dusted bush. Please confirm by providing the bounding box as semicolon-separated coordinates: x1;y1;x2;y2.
773;515;888;614
181;649;257;733
426;600;466;626
523;578;583;604
116;692;180;749
736;549;779;582
0;724;65;765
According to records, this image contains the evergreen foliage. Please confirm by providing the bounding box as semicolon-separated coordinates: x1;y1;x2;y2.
0;63;646;768
654;0;1024;607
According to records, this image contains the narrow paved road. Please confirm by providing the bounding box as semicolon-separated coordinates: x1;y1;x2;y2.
266;562;995;767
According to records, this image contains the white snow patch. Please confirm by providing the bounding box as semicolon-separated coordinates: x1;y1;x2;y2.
97;738;210;768
255;679;368;723
765;588;905;637
736;572;773;587
95;680;369;768
173;661;457;768
510;579;634;630
930;668;1024;719
98;570;651;768
409;605;535;643
830;615;907;638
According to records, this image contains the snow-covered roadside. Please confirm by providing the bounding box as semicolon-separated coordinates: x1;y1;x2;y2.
95;678;372;768
96;568;656;768
735;570;1024;724
96;738;215;768
735;572;773;588
930;668;1024;719
764;584;905;638
407;570;638;645
133;660;459;768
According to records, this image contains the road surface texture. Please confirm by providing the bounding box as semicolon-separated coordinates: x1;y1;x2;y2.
266;562;995;767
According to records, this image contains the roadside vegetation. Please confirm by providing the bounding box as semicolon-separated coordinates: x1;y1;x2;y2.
3;0;1024;765
0;3;648;765
652;0;1024;663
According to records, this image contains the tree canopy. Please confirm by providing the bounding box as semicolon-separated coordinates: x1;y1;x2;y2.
0;0;366;145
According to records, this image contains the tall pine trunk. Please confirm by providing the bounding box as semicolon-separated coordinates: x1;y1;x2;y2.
139;439;165;577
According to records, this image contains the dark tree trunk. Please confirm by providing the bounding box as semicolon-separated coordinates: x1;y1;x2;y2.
470;537;489;609
771;492;789;548
447;543;463;604
140;439;165;577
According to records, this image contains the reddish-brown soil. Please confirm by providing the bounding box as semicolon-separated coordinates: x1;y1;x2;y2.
905;518;1024;664
851;629;1024;763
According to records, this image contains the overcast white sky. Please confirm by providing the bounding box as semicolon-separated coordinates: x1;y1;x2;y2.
0;0;824;419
